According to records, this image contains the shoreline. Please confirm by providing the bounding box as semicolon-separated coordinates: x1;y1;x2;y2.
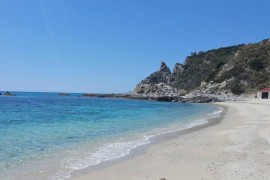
72;100;270;180
0;98;222;180
70;104;226;179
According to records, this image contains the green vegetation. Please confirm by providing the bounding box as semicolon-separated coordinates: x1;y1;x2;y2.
138;38;270;95
249;58;264;71
230;81;244;95
173;39;270;94
174;45;243;90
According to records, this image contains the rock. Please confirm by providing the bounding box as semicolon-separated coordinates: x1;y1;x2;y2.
77;91;221;103
134;83;185;98
133;61;183;98
155;96;175;102
59;93;70;96
3;91;15;96
81;93;95;97
160;61;171;74
173;63;184;75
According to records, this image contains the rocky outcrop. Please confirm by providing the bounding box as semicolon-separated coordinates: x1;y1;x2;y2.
80;92;221;103
59;93;70;96
81;93;133;99
160;61;171;74
132;61;225;102
3;91;15;96
138;62;175;86
133;38;270;102
85;38;270;103
173;63;184;75
134;83;185;97
81;93;95;97
134;62;185;98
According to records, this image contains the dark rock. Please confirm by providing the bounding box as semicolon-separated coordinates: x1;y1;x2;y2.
59;93;70;96
175;96;220;103
78;92;222;103
160;61;171;74
133;61;184;97
3;91;15;96
81;93;94;97
155;96;175;102
173;63;184;75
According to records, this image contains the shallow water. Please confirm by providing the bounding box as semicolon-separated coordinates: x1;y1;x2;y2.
0;92;221;179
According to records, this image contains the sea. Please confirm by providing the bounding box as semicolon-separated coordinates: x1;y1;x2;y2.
0;91;223;180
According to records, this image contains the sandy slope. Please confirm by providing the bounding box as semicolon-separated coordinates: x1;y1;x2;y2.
73;100;270;180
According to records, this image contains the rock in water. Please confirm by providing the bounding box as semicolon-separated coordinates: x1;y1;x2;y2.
59;93;70;96
3;91;15;96
81;93;95;97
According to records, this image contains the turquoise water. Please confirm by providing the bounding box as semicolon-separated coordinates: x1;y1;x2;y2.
0;92;221;179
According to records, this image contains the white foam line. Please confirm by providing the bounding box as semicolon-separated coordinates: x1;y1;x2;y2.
53;106;224;180
51;138;151;180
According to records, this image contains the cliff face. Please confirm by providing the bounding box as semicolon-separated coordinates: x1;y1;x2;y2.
134;62;185;98
134;38;270;99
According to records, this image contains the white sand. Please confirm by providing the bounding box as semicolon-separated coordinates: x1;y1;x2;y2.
73;100;270;180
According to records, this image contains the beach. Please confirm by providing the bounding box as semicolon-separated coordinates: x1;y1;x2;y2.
73;100;270;180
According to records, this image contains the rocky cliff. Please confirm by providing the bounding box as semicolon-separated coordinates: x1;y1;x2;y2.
134;62;185;98
134;38;270;101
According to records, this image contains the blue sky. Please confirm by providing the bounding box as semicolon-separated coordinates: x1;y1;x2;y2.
0;0;269;93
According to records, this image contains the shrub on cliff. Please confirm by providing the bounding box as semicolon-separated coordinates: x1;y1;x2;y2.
230;81;244;95
249;58;264;71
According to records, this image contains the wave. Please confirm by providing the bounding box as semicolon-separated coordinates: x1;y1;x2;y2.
53;105;224;180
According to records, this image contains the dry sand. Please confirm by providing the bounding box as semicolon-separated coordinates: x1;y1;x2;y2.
73;100;270;180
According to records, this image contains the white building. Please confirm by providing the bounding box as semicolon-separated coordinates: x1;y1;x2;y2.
257;88;270;99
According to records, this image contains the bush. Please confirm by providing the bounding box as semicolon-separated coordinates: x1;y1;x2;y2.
216;61;226;69
230;82;244;95
249;59;264;71
191;52;197;56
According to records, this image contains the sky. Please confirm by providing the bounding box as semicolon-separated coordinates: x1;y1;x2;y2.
0;0;270;93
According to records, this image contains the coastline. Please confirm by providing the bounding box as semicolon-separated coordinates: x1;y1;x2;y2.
72;100;270;180
0;97;221;180
70;103;225;179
